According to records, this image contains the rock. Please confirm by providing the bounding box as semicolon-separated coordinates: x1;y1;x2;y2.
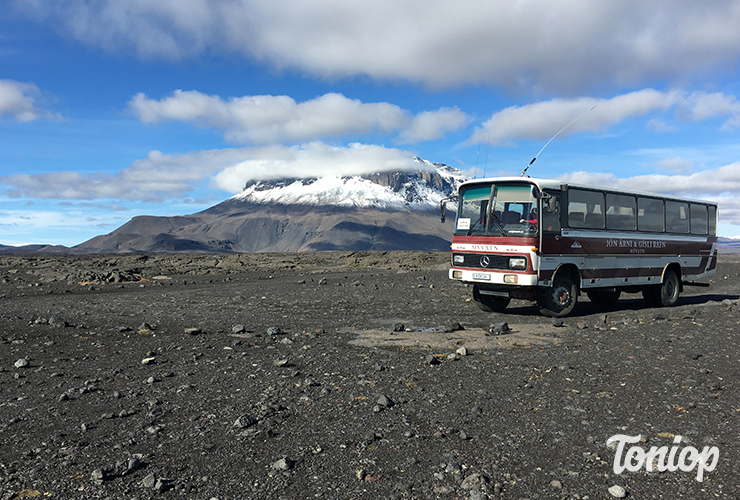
267;326;283;335
461;472;487;490
393;323;405;332
184;327;202;335
489;322;510;335
231;324;246;333
142;473;157;488
551;319;564;327
233;414;258;429
377;394;393;407
425;354;440;365
550;479;563;489
14;358;29;369
91;469;106;484
608;485;626;498
141;357;156;365
127;457;142;472
444;321;463;332
356;468;366;481
456;346;468;356
272;457;294;470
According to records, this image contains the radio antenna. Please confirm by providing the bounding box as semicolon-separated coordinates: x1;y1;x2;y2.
520;104;597;177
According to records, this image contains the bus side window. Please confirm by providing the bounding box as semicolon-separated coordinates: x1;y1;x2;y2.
690;204;708;235
638;197;664;232
708;206;717;236
541;190;560;233
568;189;604;229
666;201;689;233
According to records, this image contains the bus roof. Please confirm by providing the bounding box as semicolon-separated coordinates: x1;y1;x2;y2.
458;176;717;207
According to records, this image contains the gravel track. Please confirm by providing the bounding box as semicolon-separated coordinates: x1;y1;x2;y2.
1;252;739;499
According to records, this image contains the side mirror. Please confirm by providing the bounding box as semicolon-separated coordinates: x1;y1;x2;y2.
542;192;558;213
440;200;446;223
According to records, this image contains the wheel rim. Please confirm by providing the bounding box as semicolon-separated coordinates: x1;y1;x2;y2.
551;285;571;308
665;277;677;300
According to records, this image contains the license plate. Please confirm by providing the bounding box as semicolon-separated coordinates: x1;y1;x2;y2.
472;273;491;281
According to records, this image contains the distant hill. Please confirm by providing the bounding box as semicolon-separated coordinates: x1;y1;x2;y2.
71;158;466;253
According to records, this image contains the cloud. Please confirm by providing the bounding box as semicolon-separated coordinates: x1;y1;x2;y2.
0;79;61;122
13;1;740;92
471;89;681;144
0;142;422;200
559;163;740;198
471;89;740;144
128;90;468;144
397;107;470;144
212;142;419;193
657;157;694;174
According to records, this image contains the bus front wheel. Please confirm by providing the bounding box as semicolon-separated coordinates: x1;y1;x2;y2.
538;274;577;317
472;285;510;312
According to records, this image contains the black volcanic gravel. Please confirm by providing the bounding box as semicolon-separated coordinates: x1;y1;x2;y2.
1;251;739;499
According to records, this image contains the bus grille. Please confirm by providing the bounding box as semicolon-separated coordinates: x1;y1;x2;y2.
452;253;518;270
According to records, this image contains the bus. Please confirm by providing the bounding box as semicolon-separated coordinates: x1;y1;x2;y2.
442;177;718;317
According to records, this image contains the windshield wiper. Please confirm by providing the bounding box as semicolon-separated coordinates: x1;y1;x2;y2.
489;210;507;236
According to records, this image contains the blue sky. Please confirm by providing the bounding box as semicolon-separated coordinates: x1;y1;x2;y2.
2;0;740;246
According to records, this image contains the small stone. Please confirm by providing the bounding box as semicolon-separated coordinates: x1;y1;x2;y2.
425;354;440;365
233;414;257;429
142;473;157;488
356;468;366;481
608;484;626;498
231;324;246;334
551;319;564;327
184;327;202;335
550;479;563;489
444;321;463;332
392;323;405;332
141;357;156;365
147;376;156;384
456;346;468;356
274;358;289;367
489;322;510;335
267;326;283;335
377;395;393;407
128;457;142;472
272;457;294;470
14;358;29;369
461;472;487;490
91;469;105;484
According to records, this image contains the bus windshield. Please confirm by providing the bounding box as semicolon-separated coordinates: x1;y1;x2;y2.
455;183;539;237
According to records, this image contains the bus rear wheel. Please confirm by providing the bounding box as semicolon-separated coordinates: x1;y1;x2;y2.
538;274;577;317
643;269;680;307
472;285;510;312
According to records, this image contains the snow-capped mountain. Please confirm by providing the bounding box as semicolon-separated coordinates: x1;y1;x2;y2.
74;158;467;253
231;158;467;210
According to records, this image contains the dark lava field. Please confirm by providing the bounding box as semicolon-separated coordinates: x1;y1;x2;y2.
1;251;739;500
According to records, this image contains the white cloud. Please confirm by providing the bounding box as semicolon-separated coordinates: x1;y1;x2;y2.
129;90;469;144
397;107;470;144
0;79;60;122
212;142;419;193
0;142;421;200
13;1;740;91
472;89;681;144
472;89;740;144
658;157;694;174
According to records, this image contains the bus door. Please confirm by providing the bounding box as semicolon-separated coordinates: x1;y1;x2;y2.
540;189;562;256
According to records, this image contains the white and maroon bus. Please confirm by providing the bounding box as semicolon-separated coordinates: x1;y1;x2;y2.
444;177;718;317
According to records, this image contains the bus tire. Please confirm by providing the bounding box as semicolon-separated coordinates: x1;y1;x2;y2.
586;290;621;304
538;274;577;317
642;269;680;307
659;269;680;307
472;285;510;312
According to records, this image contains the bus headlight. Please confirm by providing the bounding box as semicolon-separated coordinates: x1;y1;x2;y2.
509;257;527;269
453;254;464;264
